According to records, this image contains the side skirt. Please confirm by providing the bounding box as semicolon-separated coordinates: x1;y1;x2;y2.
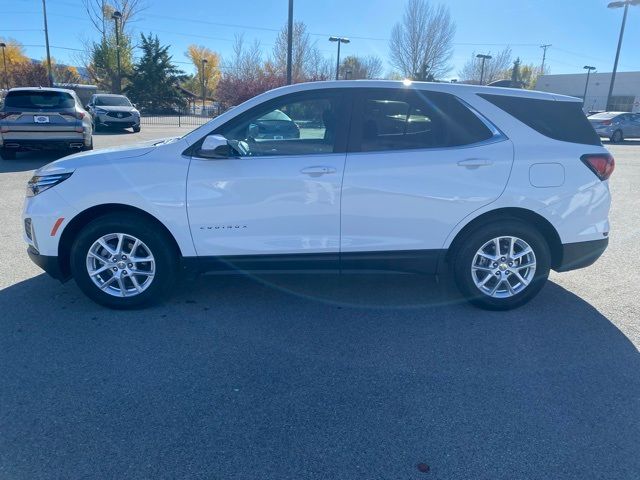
181;250;446;276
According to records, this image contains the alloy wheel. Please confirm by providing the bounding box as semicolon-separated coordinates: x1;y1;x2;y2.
471;236;537;299
85;233;155;297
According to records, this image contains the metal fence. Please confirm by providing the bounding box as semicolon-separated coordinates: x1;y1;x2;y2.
140;112;217;127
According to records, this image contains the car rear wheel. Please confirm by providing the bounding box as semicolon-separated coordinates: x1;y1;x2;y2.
133;126;141;133
452;220;551;310
0;148;16;160
610;129;623;143
70;213;178;309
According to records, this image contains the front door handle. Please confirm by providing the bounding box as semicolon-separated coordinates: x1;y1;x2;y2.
457;158;493;169
300;166;337;176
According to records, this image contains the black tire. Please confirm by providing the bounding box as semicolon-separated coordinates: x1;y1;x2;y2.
132;126;141;133
70;213;178;309
452;220;551;310
0;148;17;160
610;129;623;143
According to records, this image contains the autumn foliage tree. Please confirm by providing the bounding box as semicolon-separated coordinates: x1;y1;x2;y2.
184;45;222;99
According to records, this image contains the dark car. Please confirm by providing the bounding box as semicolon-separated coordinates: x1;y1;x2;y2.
247;109;300;140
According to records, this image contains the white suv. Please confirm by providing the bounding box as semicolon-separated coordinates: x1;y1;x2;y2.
22;81;613;310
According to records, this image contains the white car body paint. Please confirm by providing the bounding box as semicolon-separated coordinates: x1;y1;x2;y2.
23;80;611;271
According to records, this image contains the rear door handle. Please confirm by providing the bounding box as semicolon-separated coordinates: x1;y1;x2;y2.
457;158;493;169
300;166;337;176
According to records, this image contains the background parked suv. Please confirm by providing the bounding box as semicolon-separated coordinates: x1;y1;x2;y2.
0;87;92;160
86;94;141;133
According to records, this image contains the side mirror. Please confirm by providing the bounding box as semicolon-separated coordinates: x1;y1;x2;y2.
198;134;232;159
132;103;137;108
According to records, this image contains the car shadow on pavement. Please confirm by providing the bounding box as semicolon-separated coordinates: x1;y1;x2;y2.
1;273;638;479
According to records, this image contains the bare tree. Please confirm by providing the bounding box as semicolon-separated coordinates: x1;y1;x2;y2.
225;33;263;80
389;0;455;80
458;47;512;84
272;21;318;82
82;0;146;38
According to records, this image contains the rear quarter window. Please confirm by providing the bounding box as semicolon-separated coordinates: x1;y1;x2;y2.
479;93;601;146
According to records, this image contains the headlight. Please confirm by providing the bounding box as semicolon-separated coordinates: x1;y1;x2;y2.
95;108;107;114
27;172;73;197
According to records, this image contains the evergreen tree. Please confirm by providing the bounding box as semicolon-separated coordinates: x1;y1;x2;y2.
126;33;186;113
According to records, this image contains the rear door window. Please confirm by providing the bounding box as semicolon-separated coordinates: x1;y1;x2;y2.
350;89;494;152
479;93;601;146
4;90;75;110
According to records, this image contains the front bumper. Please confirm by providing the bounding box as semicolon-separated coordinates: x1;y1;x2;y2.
27;246;69;281
95;114;139;128
555;238;609;272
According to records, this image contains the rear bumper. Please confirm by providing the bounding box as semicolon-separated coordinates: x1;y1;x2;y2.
27;246;69;281
1;138;86;150
555;238;608;272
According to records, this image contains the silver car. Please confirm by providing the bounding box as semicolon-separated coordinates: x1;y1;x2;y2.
588;111;640;143
0;87;93;160
86;94;141;133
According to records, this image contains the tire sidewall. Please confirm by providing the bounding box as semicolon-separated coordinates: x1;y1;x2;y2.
70;214;176;309
453;221;551;310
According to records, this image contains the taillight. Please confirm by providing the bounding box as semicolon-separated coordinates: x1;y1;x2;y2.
61;112;85;120
581;153;615;181
601;120;612;126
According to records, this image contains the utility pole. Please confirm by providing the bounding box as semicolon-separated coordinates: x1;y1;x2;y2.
112;11;122;93
605;1;638;111
582;66;596;108
476;54;491;85
286;0;293;85
540;44;551;75
0;43;8;90
42;0;54;87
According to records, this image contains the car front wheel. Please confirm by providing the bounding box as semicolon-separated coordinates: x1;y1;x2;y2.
452;220;551;310
70;213;177;309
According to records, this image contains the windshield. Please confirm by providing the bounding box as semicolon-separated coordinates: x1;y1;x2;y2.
4;90;75;109
94;96;132;107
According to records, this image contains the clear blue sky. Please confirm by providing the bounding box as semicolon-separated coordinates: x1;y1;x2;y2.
2;0;640;78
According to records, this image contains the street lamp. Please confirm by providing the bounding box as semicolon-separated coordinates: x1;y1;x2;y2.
476;54;492;85
112;10;122;93
201;58;208;113
329;36;350;81
605;0;639;110
582;66;596;108
0;43;8;90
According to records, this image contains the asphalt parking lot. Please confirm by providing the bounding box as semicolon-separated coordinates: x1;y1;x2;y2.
1;127;639;479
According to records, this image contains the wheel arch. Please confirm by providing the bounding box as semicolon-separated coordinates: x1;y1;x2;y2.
442;207;563;272
57;203;183;280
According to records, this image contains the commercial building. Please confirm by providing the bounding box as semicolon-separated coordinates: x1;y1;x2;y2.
535;71;640;112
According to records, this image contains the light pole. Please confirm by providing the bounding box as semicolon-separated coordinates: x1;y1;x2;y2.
582;66;596;108
112;10;122;93
476;54;492;85
0;43;8;90
329;36;350;81
286;0;293;84
605;1;639;111
201;58;208;113
41;0;53;86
